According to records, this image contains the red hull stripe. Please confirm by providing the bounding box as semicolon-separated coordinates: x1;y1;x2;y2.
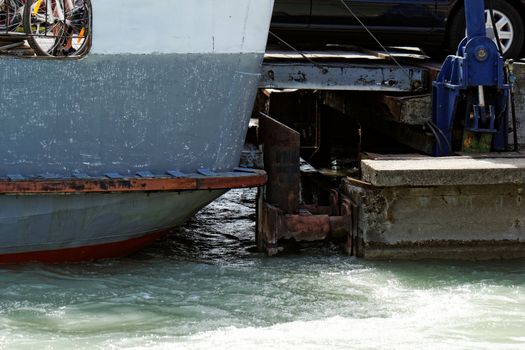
0;230;169;264
0;171;267;194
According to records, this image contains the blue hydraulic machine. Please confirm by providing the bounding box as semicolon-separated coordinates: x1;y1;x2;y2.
432;0;510;156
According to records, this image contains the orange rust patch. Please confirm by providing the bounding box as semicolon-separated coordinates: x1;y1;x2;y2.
0;172;267;194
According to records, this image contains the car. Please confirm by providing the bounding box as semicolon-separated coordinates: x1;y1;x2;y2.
270;0;525;58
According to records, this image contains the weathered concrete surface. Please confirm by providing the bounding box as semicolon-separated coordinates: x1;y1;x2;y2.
510;62;525;146
361;154;525;187
344;178;525;260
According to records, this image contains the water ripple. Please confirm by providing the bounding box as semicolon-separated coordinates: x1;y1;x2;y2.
0;190;524;349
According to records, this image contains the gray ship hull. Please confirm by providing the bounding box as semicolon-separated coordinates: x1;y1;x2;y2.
0;190;225;262
0;0;275;262
0;53;263;176
0;53;264;262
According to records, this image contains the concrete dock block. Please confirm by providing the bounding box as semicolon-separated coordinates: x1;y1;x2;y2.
344;179;525;260
361;155;525;187
346;154;525;260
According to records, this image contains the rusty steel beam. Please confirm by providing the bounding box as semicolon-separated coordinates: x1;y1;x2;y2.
284;214;331;242
256;201;283;256
260;62;427;92
0;171;267;194
259;113;301;214
256;113;355;255
257;200;353;256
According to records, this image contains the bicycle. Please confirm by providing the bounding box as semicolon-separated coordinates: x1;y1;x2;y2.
0;0;24;34
23;0;92;57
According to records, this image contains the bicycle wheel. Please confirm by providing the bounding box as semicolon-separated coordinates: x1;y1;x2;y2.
0;0;24;33
64;0;92;57
24;0;91;57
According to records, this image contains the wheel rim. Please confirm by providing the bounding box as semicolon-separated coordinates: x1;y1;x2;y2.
27;0;91;56
27;0;63;55
66;2;90;53
485;9;514;54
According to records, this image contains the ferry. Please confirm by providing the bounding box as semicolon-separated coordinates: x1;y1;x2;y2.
0;0;274;263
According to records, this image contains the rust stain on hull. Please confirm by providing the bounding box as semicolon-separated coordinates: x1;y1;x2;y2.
0;171;267;194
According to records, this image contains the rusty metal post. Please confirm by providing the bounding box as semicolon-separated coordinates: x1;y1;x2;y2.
259;113;301;214
257;113;353;256
341;198;354;255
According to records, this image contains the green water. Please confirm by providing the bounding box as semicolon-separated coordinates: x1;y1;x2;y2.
1;190;524;350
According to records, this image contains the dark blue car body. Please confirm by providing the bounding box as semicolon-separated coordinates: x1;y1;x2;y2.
271;0;525;57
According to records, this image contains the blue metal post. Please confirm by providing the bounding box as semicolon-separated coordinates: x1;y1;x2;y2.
466;0;486;40
431;0;509;156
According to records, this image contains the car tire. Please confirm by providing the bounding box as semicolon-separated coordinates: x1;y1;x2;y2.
447;0;524;59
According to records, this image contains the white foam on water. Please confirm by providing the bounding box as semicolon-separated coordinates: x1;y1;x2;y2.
0;191;524;350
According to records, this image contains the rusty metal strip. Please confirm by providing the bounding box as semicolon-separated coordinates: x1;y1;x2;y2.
0;171;267;194
197;173;268;190
345;176;380;190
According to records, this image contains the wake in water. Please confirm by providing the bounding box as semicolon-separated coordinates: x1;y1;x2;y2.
0;189;524;350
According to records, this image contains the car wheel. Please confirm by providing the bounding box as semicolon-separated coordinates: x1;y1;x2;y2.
447;0;524;59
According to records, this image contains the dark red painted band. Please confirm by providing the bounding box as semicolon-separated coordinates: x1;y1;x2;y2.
0;230;169;264
0;171;267;194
